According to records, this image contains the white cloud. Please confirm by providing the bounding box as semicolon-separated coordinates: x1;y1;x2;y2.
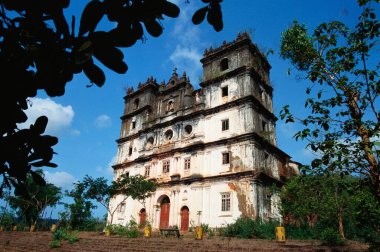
18;98;75;135
94;114;112;128
169;1;204;85
45;171;77;191
95;155;116;180
70;129;81;136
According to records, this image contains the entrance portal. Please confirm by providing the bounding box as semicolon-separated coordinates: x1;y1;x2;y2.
180;206;189;231
139;208;146;226
159;196;170;229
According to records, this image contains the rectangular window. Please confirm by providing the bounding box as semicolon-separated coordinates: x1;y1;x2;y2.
118;203;126;213
222;119;229;131
145;165;150;177
129;147;133;155
221;193;231;212
222;152;230;165
261;120;267;131
163;160;170;174
221;86;228;97
132;121;136;129
184;158;191;173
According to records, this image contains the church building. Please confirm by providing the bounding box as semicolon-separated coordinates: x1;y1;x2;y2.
109;33;298;231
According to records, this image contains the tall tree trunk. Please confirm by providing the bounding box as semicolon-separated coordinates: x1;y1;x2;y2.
338;207;345;240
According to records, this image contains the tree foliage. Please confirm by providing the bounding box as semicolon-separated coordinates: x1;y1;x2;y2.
62;180;96;230
0;0;224;197
8;170;62;226
82;174;156;225
280;0;380;202
280;174;380;242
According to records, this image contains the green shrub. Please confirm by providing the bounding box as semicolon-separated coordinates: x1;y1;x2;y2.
221;217;278;239
107;220;141;238
49;240;61;248
285;224;315;240
52;228;67;241
200;224;214;238
319;228;344;246
0;209;15;229
201;223;209;233
112;225;128;236
52;228;80;245
126;228;139;238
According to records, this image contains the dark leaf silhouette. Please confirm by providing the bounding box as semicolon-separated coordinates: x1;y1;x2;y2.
30;170;47;186
0;0;223;199
32;116;48;135
83;61;106;87
192;7;208;25
192;0;223;32
144;19;163;37
162;1;180;18
79;0;105;36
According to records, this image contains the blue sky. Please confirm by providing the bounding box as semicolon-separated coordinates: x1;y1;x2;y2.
19;1;372;217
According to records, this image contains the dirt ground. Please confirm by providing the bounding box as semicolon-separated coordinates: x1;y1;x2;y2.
0;231;371;251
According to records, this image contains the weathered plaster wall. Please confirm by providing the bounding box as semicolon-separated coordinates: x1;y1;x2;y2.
109;33;296;229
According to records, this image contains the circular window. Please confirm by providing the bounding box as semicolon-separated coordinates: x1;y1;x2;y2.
164;129;173;140
147;137;154;145
146;137;154;149
184;125;193;135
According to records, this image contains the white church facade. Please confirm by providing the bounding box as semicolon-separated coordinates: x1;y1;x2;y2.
109;33;298;231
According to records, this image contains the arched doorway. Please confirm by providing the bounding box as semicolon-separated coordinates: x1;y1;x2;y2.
159;196;170;229
139;208;146;226
180;206;189;231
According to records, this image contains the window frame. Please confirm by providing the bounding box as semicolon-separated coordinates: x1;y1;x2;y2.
221;86;228;98
118;202;126;214
184;158;191;173
128;146;133;156
144;165;151;177
221;119;229;131
261;120;267;131
222;152;230;165
221;192;231;212
162;160;170;174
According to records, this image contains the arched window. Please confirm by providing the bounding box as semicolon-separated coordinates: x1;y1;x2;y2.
166;100;174;112
134;98;140;110
220;58;229;71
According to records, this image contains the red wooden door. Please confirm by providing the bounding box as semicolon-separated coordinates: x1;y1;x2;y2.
140;209;146;226
160;203;170;228
180;206;189;231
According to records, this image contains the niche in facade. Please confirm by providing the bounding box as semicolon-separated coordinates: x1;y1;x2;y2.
166;100;174;112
